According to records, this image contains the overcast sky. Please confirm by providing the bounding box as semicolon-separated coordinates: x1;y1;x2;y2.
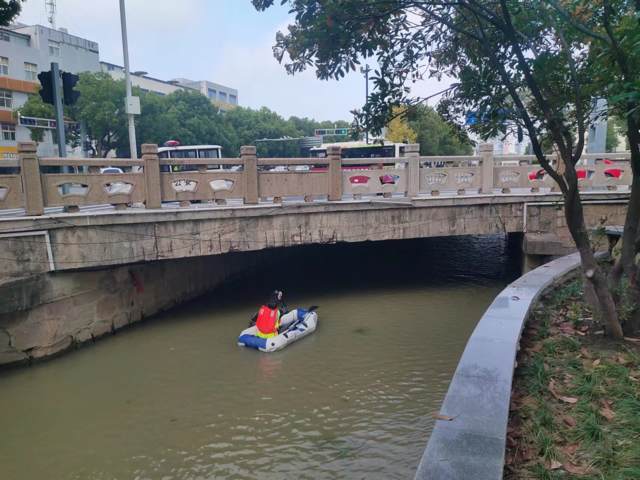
17;0;449;122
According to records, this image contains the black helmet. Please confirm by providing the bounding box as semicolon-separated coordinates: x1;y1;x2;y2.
267;290;283;308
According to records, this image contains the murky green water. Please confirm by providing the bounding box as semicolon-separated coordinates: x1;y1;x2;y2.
0;236;519;479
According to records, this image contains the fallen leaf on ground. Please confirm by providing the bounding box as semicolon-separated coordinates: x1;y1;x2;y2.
564;462;590;475
560;443;580;457
527;343;543;353
549;460;563;470
431;412;456;421
521;446;536;461
616;355;630;365
559;323;576;334
559;395;578;404
580;347;592;358
575;330;586;336
630;376;639;382
623;337;640;343
592;359;601;367
562;416;577;427
600;406;616;421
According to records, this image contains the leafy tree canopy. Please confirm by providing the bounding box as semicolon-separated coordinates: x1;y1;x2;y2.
252;0;640;338
0;0;21;26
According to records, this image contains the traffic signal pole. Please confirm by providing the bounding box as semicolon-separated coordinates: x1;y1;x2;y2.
51;62;67;158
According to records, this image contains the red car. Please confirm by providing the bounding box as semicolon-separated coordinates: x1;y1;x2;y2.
528;159;623;181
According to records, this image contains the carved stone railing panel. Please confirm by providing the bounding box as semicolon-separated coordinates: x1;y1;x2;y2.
342;168;408;197
0;175;23;209
494;166;545;191
42;173;146;207
590;163;629;190
160;171;245;202
419;166;482;194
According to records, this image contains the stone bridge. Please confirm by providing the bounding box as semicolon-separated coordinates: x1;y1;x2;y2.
0;142;630;365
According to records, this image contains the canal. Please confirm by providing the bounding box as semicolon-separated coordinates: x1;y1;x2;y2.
0;235;520;479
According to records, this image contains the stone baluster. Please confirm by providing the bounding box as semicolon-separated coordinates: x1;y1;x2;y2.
405;143;420;198
327;146;342;201
241;146;258;205
479;143;494;194
18;142;44;216
142;143;161;209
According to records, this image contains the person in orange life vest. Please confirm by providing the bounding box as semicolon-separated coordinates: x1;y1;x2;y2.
250;290;299;338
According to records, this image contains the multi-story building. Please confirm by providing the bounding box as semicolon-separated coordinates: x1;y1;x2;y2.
1;22;239;160
100;61;186;97
0;23;100;158
170;78;238;110
100;63;239;111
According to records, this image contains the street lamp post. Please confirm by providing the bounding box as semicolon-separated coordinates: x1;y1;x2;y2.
361;65;371;144
119;0;139;159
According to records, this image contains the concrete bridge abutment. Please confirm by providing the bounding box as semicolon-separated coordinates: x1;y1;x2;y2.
0;250;278;367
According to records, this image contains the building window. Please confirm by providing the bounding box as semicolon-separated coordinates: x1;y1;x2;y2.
0;57;7;76
229;94;237;104
0;89;11;108
49;41;61;57
1;123;15;141
24;62;37;81
0;31;9;42
207;88;217;99
218;91;228;103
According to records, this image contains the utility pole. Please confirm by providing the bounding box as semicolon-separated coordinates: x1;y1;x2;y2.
119;0;139;159
361;65;371;144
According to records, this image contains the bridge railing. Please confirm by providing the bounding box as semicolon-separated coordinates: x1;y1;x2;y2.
4;142;633;215
0;158;22;210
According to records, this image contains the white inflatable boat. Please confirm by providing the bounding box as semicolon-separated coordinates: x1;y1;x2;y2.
237;308;318;353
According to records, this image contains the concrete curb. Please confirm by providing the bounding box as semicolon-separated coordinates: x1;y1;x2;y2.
414;252;582;479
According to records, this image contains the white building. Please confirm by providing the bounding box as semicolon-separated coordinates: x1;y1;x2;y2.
171;78;238;110
100;61;185;97
0;23;100;158
100;63;239;112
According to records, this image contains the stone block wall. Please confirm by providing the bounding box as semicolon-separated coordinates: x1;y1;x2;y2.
0;250;268;367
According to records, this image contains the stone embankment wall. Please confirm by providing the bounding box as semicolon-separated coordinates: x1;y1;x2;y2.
0;251;268;366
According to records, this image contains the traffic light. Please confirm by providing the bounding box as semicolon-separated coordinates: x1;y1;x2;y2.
37;70;54;105
62;72;80;105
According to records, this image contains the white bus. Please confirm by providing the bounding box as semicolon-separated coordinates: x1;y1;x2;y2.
157;143;226;172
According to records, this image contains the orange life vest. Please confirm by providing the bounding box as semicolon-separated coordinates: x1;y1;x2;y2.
256;305;280;339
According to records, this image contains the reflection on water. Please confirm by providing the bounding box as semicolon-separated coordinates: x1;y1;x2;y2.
0;235;520;479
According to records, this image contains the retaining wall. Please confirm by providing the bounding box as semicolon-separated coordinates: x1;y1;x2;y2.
414;252;583;479
0;250;273;367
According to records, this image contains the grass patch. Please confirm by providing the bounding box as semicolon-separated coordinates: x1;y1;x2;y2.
505;280;640;479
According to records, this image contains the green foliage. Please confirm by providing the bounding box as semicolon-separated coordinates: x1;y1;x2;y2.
0;0;21;26
74;72;128;157
66;72;351;157
16;94;56;143
406;105;473;155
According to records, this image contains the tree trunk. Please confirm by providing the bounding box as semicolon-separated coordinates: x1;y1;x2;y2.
609;116;640;334
612;115;640;289
563;181;624;339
